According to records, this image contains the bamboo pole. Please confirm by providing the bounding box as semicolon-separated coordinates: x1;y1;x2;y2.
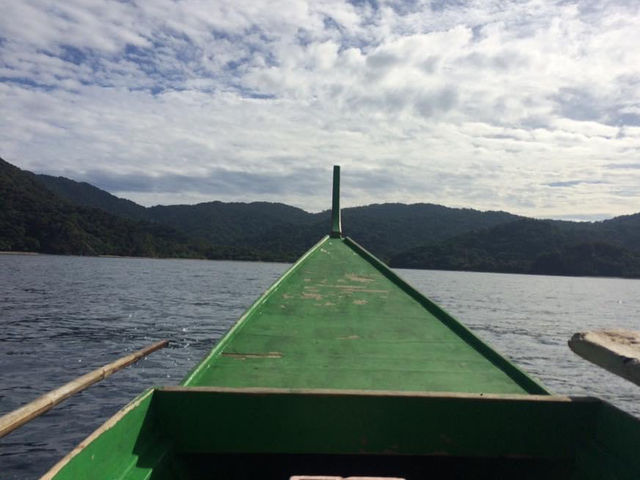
0;339;168;438
569;329;640;387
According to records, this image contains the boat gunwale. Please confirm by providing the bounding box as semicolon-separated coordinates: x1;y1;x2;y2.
157;385;591;403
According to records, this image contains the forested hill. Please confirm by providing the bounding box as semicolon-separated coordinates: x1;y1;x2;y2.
389;218;640;278
37;174;149;221
34;172;521;261
0;158;269;260
4;157;640;278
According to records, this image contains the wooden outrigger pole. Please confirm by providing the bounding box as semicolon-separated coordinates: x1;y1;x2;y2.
0;340;168;438
569;329;640;387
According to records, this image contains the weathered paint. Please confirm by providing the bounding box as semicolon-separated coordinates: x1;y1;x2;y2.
183;236;547;394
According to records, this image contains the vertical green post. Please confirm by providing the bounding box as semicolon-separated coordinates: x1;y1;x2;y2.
331;165;342;237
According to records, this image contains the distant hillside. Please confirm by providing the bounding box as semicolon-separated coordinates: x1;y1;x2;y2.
389;219;640;278
0;158;256;259
11;157;640;278
340;203;520;259
36;174;149;221
34;173;523;261
250;204;522;261
595;213;640;252
35;174;319;251
147;201;316;246
530;242;640;277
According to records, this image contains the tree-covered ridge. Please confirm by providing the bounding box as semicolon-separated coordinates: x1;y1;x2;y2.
147;201;315;246
36;174;149;221
1;158;189;256
36;173;321;253
4;157;640;278
34;172;524;261
1;158;275;260
389;219;640;278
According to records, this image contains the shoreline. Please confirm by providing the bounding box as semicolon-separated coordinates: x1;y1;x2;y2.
1;250;638;280
0;250;290;265
0;251;39;255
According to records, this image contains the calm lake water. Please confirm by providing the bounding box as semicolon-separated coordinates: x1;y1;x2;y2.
1;253;640;479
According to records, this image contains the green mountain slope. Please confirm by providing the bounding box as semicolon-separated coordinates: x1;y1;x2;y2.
147;201;315;246
251;204;522;262
33;172;523;261
389;219;640;277
595;214;640;251
530;242;640;277
36;174;149;221
1;159;201;257
35;174;319;251
15;157;640;277
341;203;520;259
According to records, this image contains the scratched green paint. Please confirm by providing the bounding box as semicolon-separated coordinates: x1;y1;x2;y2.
185;237;543;394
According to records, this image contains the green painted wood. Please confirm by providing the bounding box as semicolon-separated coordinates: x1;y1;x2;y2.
154;388;593;458
344;237;548;394
45;389;170;480
331;165;341;237
572;400;640;480
43;386;640;480
39;166;640;479
183;236;546;394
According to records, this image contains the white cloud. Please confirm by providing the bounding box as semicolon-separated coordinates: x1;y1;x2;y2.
1;0;640;219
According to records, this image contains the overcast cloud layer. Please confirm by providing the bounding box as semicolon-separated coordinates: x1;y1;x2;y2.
2;0;640;219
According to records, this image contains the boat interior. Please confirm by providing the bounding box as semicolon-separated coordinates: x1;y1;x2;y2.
46;387;640;480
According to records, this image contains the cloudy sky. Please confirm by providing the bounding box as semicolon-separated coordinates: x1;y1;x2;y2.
2;0;640;219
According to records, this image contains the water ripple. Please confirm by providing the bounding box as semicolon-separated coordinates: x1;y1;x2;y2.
1;257;640;478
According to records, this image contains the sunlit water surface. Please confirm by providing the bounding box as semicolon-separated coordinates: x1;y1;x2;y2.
1;254;639;479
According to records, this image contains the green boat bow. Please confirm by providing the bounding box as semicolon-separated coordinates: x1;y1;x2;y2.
43;167;640;480
183;235;545;395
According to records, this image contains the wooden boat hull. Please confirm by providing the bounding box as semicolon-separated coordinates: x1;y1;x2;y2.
181;235;547;395
40;167;640;479
44;386;640;480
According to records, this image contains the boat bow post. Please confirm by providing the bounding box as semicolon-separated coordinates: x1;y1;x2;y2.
331;165;342;238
